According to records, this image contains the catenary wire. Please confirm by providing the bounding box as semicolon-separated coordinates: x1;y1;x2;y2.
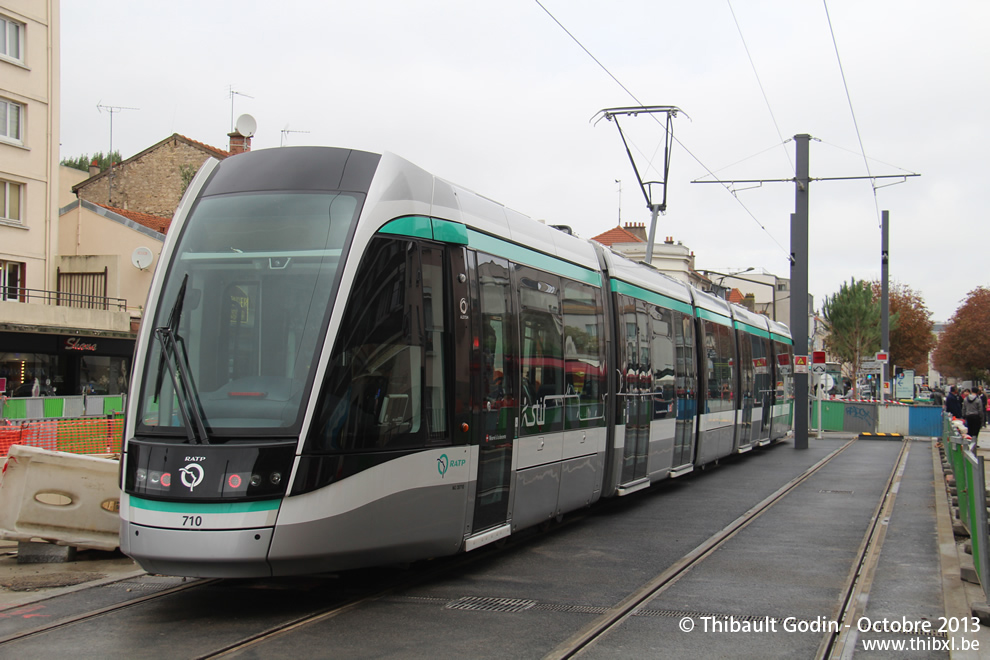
823;0;882;227
727;0;795;176
533;0;792;262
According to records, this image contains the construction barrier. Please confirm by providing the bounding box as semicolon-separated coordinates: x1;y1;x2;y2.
877;402;910;435
0;417;123;457
908;405;944;437
942;415;990;598
810;400;846;431
0;444;120;551
842;401;877;434
810;400;946;436
1;394;126;420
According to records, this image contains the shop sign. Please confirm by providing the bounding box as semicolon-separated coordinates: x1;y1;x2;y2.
65;337;99;352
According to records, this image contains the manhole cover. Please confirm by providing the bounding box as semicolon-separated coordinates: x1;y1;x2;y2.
446;596;537;613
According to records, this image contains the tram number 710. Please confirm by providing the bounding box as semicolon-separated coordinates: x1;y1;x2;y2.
182;515;204;527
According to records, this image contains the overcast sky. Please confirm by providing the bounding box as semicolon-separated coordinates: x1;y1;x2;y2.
60;1;988;323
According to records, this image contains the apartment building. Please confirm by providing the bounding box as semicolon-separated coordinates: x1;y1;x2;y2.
0;0;133;399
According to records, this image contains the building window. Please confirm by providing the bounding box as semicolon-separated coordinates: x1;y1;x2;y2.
1;180;21;222
1;259;25;301
0;98;23;142
0;15;23;63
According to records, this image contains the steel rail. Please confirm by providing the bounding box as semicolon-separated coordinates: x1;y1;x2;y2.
543;437;861;660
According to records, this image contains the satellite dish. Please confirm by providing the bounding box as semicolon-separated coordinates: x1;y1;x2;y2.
131;247;154;270
235;114;257;137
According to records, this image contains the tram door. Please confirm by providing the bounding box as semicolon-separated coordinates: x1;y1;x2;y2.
618;296;650;486
467;252;518;534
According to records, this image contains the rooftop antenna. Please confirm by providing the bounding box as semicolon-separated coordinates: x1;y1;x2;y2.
96;102;139;205
615;179;622;225
227;86;254;131
592;105;686;264
280;126;311;147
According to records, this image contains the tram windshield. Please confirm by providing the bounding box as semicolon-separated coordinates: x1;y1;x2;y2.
135;191;362;439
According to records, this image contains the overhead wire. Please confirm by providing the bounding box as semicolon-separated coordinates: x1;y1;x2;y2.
533;0;792;261
727;0;795;176
823;0;882;227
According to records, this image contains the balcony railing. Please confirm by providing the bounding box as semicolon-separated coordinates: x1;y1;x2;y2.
1;287;127;312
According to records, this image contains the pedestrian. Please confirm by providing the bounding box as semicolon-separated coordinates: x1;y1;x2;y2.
945;386;963;418
961;388;985;439
980;387;989;426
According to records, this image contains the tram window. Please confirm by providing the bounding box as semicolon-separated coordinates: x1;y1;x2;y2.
650;305;675;420
738;331;755;411
222;283;259;381
517;267;563;435
703;320;735;413
562;281;604;428
751;334;770;409
307;237;447;453
673;311;696;466
478;255;514;412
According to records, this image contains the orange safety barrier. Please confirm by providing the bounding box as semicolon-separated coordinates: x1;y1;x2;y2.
0;417;123;458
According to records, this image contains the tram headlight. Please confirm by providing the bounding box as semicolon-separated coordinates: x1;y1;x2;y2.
270;472;282;485
136;469;147;482
250;474;262;487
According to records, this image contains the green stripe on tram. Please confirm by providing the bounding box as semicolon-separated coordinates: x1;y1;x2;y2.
734;320;771;339
129;496;280;514
771;332;793;344
695;307;733;327
609;280;694;315
378;216;601;287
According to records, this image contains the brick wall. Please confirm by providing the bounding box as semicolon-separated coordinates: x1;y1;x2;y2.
75;137;216;217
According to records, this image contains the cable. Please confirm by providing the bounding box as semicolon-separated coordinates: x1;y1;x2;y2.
532;0;644;107
727;0;795;175
823;0;881;226
533;0;792;262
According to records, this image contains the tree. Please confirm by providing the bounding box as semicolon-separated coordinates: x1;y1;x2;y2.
60;150;123;173
869;280;935;372
932;287;990;381
822;278;893;396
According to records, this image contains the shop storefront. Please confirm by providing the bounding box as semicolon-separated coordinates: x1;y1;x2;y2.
0;331;134;398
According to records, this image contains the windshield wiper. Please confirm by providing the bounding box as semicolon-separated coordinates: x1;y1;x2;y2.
153;274;210;444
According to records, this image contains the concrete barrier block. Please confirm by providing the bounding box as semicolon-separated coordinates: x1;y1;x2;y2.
17;540;78;564
972;602;990;626
0;445;120;551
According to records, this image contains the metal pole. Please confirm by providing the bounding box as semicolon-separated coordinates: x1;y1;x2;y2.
108;110;114;206
791;135;811;450
644;204;661;264
881;210;889;403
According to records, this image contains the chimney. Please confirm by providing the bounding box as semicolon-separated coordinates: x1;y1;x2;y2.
744;293;756;312
228;130;252;155
664;236;674;244
89;160;100;177
624;221;647;242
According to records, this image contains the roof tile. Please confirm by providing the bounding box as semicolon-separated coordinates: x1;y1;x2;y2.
96;202;172;234
590;225;644;246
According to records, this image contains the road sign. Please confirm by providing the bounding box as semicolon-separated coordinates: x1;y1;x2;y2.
812;363;826;375
875;352;889;363
794;356;809;374
812;351;827;364
861;360;882;374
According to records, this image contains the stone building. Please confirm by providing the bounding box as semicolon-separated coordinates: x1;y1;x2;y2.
70;133;231;217
590;223;707;289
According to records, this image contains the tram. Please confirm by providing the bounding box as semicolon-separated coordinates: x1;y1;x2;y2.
119;147;793;577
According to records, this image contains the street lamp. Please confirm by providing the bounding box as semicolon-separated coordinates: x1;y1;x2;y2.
702;268;777;321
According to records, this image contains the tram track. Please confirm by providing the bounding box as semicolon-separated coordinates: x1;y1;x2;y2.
0;515;544;657
817;439;911;659
1;437;916;659
542;436;911;660
0;577;217;646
